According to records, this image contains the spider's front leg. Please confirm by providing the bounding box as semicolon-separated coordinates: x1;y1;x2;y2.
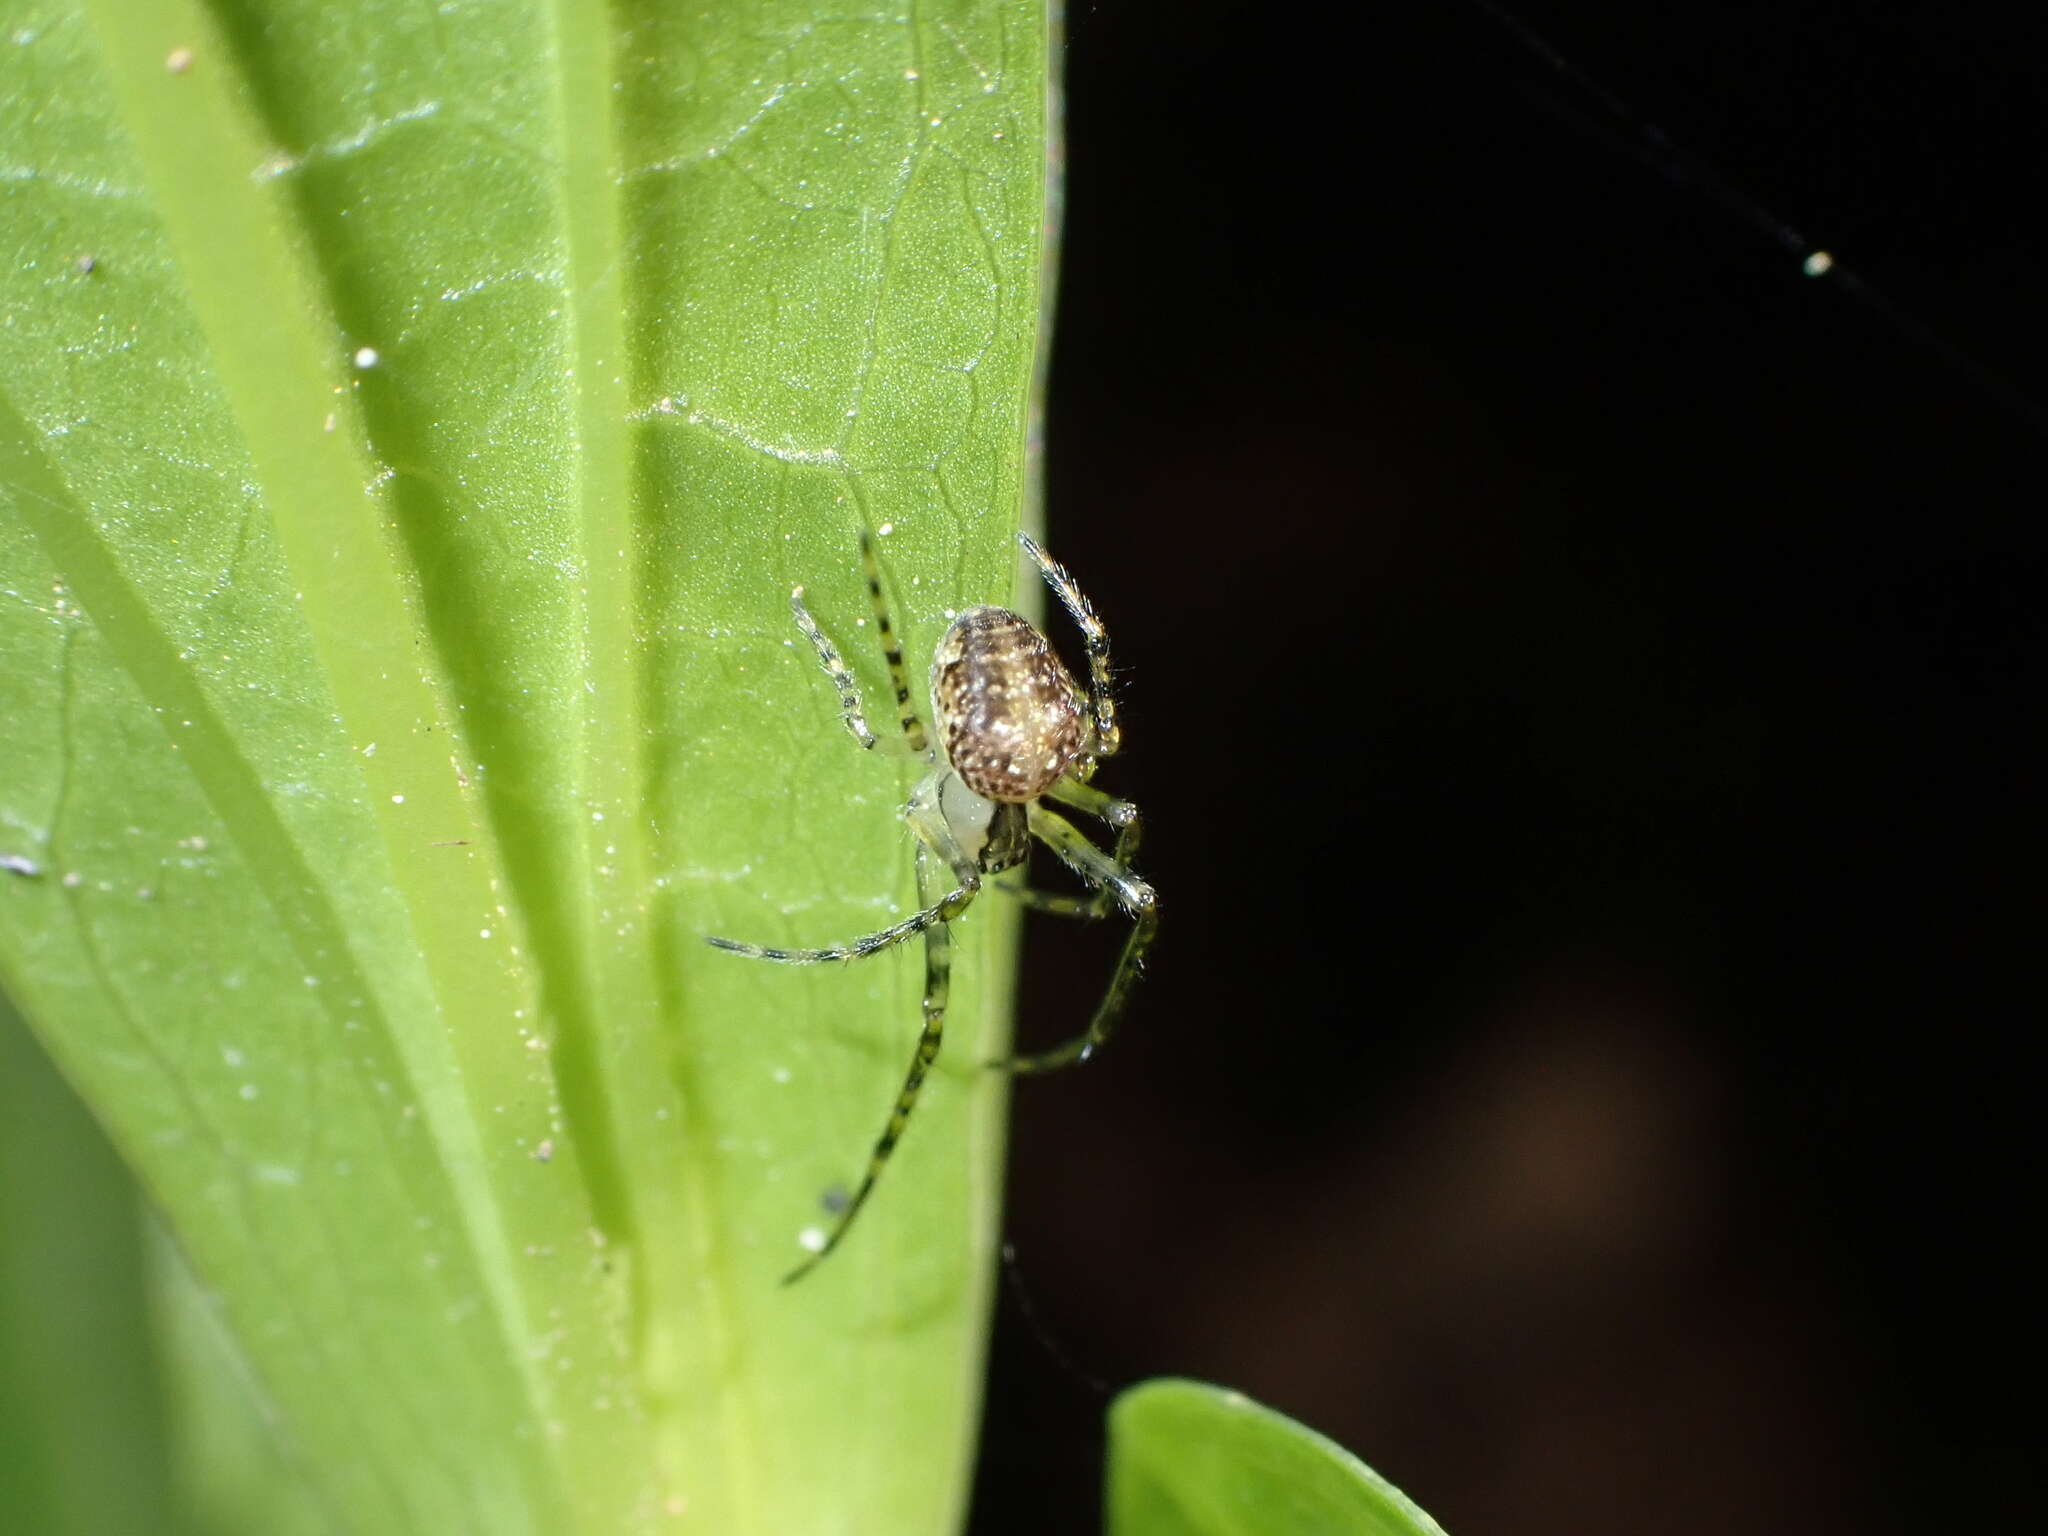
778;784;980;1283
994;775;1144;919
702;861;977;965
704;768;983;965
993;797;1158;1076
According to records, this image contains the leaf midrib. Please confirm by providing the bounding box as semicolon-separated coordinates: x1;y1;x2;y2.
543;0;770;1518
76;1;580;1522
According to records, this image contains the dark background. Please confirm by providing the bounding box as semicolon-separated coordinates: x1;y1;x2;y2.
973;3;2045;1531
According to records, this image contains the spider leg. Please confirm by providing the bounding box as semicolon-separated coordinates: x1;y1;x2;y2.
993;775;1145;918
1046;774;1142;868
789;584;881;751
1019;533;1121;757
858;529;929;753
996;880;1113;919
782;802;974;1282
993;802;1157;1076
706;771;981;963
703;874;976;964
788;528;930;757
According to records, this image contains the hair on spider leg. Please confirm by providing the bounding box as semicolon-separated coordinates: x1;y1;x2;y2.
704;529;1158;1282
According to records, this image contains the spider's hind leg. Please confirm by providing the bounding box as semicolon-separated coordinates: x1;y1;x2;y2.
789;584;882;752
789;528;930;757
1019;533;1121;757
857;529;929;753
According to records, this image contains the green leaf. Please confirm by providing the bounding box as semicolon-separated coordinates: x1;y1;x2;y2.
1108;1379;1452;1536
0;2;1050;1531
0;992;183;1536
146;1214;336;1536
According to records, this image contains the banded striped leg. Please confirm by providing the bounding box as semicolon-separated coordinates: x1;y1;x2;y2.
788;529;927;756
705;771;982;963
997;776;1145;919
1050;775;1142;868
996;883;1112;918
858;529;928;752
996;803;1158;1075
789;585;880;751
1019;532;1121;757
703;874;976;963
782;841;955;1283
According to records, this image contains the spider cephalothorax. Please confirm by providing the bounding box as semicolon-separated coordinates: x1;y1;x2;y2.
707;530;1156;1282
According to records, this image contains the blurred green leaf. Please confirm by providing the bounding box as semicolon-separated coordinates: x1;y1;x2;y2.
145;1215;335;1536
0;1;1049;1531
1108;1379;1452;1536
0;991;183;1536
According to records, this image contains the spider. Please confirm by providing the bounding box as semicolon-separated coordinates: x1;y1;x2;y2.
708;529;1158;1283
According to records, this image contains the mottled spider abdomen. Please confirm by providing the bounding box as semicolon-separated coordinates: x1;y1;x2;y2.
931;605;1086;802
